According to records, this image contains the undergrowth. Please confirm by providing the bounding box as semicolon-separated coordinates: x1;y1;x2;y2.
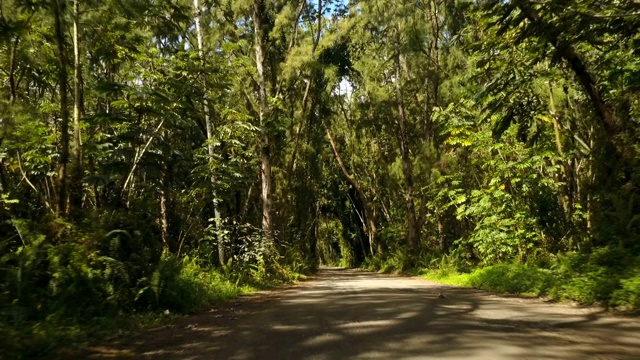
361;246;640;311
419;247;640;310
0;242;303;359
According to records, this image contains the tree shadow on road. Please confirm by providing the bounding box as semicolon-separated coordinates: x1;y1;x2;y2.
76;268;640;359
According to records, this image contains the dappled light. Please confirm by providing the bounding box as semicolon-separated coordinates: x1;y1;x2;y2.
1;0;639;357
81;269;640;359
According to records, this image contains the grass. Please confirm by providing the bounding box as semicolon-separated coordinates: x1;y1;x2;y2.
0;312;171;359
421;269;473;287
355;245;640;310
421;251;640;311
421;264;553;298
0;256;305;359
0;285;259;359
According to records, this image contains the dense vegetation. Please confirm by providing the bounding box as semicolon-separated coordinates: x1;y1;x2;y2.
1;0;639;356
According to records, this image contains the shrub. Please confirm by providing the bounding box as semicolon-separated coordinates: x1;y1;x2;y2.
47;242;128;320
553;264;620;303
551;247;635;304
466;264;554;296
136;254;241;313
612;271;640;309
424;246;640;310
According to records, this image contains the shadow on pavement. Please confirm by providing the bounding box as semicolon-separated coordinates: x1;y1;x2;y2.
77;268;640;359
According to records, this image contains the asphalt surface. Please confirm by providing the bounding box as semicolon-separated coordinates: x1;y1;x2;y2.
81;267;640;359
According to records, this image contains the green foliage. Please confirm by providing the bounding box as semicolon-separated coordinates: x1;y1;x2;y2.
318;219;355;267
363;247;438;275
612;271;640;310
47;242;129;320
137;254;243;314
0;218;300;357
424;247;640;310
550;247;640;305
432;100;567;264
422;264;554;297
1;0;640;355
466;264;554;297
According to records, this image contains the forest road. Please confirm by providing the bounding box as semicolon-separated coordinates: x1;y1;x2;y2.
80;267;640;360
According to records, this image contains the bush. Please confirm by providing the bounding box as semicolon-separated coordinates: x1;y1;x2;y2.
361;252;409;274
0;219;293;358
551;247;638;305
612;271;640;309
553;264;620;303
423;246;640;310
467;264;554;296
136;255;242;313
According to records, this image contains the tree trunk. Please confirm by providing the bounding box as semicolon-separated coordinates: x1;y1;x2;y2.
193;0;225;265
53;0;70;217
424;0;440;143
286;0;320;177
253;0;274;243
310;201;320;265
159;160;171;252
325;125;380;256
548;83;574;220
70;0;84;215
2;36;19;194
8;37;19;104
394;39;420;252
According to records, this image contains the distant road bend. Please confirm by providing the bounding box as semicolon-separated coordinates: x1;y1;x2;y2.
83;267;640;359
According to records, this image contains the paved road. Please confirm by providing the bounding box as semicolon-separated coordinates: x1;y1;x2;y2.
83;268;640;359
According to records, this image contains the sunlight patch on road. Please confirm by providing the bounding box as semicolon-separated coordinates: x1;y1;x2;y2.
338;319;401;329
300;332;343;347
395;310;421;319
271;324;311;331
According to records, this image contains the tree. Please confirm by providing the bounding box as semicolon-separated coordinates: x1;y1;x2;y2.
70;0;84;215
252;0;273;244
52;0;71;217
193;0;225;264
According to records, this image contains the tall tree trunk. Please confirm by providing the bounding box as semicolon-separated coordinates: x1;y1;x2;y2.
1;36;20;194
53;0;70;217
548;83;574;221
325;125;380;256
253;0;274;243
159;159;171;252
286;0;318;177
394;38;420;253
193;0;225;266
69;0;84;215
418;0;441;243
8;37;19;104
424;0;440;143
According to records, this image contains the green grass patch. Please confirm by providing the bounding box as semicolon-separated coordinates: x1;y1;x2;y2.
422;264;553;297
468;264;554;296
420;268;472;287
421;247;640;310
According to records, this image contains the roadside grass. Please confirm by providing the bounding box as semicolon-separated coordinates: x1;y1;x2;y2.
421;264;553;298
0;312;171;359
0;256;305;359
0;281;258;359
420;249;640;311
360;246;640;311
